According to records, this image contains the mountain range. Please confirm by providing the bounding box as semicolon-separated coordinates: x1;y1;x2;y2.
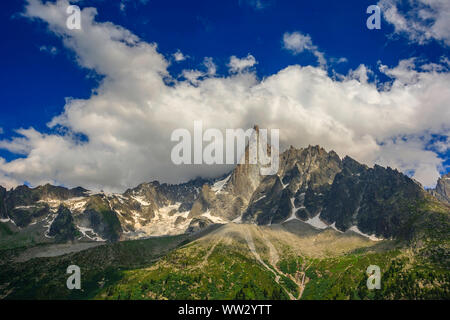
0;143;449;299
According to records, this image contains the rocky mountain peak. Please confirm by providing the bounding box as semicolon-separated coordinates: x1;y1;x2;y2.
1;143;448;245
430;172;450;204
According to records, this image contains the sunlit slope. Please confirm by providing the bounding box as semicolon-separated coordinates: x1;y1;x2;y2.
95;221;448;300
1;193;448;300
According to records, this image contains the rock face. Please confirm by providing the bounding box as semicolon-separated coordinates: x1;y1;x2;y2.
0;186;7;220
0;143;446;244
242;145;343;225
0;184;88;228
183;143;435;240
185;217;214;233
320;158;424;238
0;177;210;243
430;173;450;204
237;146;427;239
48;205;78;242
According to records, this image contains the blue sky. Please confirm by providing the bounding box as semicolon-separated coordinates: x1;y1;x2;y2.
0;0;449;191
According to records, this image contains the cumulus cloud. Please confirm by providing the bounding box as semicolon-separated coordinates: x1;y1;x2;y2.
173;50;187;62
373;136;444;186
203;57;216;75
227;54;257;73
283;31;326;66
0;0;448;191
379;0;450;46
181;57;216;84
433;138;450;153
347;64;373;84
0;164;21;190
283;32;313;54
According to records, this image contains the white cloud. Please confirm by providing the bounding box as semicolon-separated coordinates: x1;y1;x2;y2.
330;57;348;64
0;0;448;191
0;128;3;134
173;50;187;62
203;57;216;75
39;45;58;56
379;0;450;46
283;32;313;54
227;54;257;73
373;136;444;187
283;31;326;66
0;160;21;190
431;136;450;154
181;57;216;84
181;69;203;85
348;64;373;84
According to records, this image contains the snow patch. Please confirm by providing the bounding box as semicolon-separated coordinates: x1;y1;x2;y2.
43;213;58;238
63;197;88;212
348;226;383;241
330;222;343;233
253;195;266;203
128;203;192;237
212;174;231;193
201;210;227;224
232;214;243;223
131;196;151;206
285;197;300;222
77;226;106;242
14;205;37;210
304;212;328;229
115;194;128;204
